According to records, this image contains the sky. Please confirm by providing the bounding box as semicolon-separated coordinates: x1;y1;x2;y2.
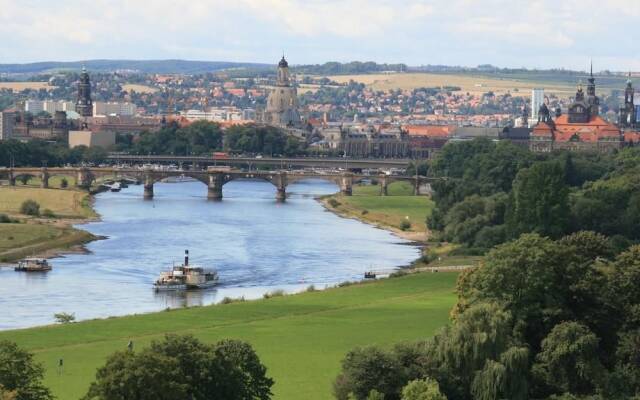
1;0;639;71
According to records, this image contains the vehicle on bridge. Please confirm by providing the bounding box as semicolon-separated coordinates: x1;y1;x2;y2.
212;152;229;160
154;250;219;291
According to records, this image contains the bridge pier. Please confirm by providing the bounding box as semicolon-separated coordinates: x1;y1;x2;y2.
340;173;353;196
273;172;288;202
207;173;224;200
379;175;389;196
143;173;154;200
40;168;49;189
75;168;93;190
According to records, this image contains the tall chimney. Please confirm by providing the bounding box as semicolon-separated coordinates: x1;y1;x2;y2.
184;250;189;266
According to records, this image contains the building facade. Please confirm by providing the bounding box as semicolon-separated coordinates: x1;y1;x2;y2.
0;111;15;140
93;102;136;117
619;74;637;128
530;68;623;153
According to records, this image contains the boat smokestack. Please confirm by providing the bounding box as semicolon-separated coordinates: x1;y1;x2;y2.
184;250;189;266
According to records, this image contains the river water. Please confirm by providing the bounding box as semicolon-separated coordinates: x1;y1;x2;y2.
0;180;420;330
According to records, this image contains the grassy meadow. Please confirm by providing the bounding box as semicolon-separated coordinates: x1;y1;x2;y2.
326;181;434;234
0;186;97;261
2;271;459;400
0;186;93;219
327;72;579;96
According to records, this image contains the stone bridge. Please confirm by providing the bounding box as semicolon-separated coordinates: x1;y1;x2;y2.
1;167;435;201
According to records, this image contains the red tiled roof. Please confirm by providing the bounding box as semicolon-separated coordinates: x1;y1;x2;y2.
624;131;640;143
403;125;455;137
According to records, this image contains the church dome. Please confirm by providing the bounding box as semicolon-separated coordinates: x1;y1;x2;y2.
278;56;288;68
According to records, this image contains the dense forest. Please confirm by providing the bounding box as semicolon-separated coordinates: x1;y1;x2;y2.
426;139;639;253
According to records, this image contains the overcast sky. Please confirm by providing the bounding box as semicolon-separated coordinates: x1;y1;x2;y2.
1;0;638;71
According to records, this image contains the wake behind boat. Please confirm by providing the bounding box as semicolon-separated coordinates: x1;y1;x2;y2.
154;250;219;291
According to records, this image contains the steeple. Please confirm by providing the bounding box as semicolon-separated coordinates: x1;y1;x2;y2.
621;72;636;127
276;55;290;86
76;65;93;117
585;61;599;117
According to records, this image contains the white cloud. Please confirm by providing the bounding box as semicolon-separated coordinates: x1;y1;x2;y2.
0;0;637;70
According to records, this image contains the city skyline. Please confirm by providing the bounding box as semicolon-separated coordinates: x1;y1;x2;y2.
1;0;639;71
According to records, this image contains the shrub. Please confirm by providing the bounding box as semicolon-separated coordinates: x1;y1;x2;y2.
361;210;369;215
41;209;56;218
20;200;40;216
306;285;316;292
400;220;412;231
389;270;409;278
60;177;68;188
53;312;75;324
220;296;245;304
263;289;285;299
328;198;341;208
0;214;12;223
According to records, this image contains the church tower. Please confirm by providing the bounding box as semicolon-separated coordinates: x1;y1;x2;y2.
76;66;93;117
277;56;290;87
586;62;600;117
620;73;636;127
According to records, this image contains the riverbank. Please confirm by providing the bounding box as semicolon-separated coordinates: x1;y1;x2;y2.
0;186;100;263
319;181;483;270
319;181;433;242
1;271;459;400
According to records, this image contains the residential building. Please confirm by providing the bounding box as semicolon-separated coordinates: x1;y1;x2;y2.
529;88;544;127
93;102;137;117
0;111;15;140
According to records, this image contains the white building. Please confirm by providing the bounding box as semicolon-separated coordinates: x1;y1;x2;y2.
530;88;544;127
93;102;137;117
24;100;44;114
43;100;75;114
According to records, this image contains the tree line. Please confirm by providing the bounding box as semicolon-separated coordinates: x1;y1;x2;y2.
0;121;306;168
427;139;640;253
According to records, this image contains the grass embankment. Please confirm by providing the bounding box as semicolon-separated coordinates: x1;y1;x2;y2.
323;182;483;269
1;272;459;400
323;181;434;239
0;186;97;262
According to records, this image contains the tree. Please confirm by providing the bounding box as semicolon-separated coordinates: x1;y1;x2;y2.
20;200;40;216
0;341;53;400
506;161;569;238
17;175;32;185
53;312;75;324
334;347;404;400
83;335;273;400
401;379;447;400
532;322;603;396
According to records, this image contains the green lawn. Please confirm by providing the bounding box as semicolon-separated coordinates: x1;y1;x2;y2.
330;182;434;232
0;187;94;218
0;224;61;253
2;272;458;400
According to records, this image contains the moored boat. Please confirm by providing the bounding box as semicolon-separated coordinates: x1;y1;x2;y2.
15;258;52;272
154;250;218;291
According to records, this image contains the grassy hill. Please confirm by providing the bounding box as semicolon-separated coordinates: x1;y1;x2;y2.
1;272;458;400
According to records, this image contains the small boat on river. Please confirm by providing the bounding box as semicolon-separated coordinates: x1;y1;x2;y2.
154;250;218;291
15;258;52;272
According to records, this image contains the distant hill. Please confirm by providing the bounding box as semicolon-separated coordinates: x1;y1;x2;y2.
0;59;272;74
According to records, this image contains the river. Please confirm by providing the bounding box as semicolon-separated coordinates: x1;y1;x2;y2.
0;179;420;330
